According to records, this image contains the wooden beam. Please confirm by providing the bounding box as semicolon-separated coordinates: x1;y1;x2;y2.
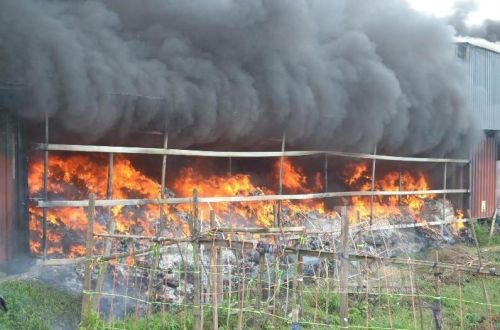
34;143;469;163
37;188;469;208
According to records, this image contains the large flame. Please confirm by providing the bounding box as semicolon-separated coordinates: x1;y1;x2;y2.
28;155;457;257
342;163;434;221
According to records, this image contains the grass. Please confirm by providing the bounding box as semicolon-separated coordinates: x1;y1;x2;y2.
0;280;81;330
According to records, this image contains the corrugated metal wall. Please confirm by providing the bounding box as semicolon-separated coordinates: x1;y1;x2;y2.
470;134;497;219
0;112;27;264
458;43;500;130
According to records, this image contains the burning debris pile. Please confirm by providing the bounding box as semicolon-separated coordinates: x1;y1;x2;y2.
25;152;470;318
28;154;464;258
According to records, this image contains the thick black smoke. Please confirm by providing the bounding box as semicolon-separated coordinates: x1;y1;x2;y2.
449;0;500;42
0;0;479;156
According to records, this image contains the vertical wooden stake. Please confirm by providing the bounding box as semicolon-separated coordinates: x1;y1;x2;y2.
364;256;370;329
81;193;96;322
339;206;349;329
257;250;265;311
380;259;393;329
94;153;115;311
432;251;442;330
191;189;202;330
457;267;464;330
398;167;403;206
488;209;497;246
209;211;219;330
407;260;418;330
441;163;447;236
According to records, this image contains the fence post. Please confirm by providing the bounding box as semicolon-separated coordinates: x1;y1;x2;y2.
81;193;96;322
339;206;349;329
94;153;115;311
190;189;202;330
432;251;442;330
209;210;219;330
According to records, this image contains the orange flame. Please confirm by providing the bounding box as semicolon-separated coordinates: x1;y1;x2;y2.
28;155;461;257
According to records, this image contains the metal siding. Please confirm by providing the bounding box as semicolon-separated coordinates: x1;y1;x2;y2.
460;44;500;130
470;135;497;218
0;113;27;263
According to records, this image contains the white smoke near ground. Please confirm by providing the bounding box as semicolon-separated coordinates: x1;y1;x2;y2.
0;0;480;156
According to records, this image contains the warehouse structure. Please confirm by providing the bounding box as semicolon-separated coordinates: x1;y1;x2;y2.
456;37;500;219
1;39;500;264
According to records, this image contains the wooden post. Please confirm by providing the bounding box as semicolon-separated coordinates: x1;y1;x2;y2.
407;259;418;329
370;145;377;226
432;251;442;330
278;132;286;228
441;163;447;236
94;153;115;310
488;208;497;246
398;167;403;206
257;250;265;311
146;133;168;317
42;112;49;259
339;206;349;329
191;189;202;330
237;242;247;330
380;259;393;329
159;133;169;232
324;155;328;192
457;266;464;330
209;210;219;330
81;193;96;321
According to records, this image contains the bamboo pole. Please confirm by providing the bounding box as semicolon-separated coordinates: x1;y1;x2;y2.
81;193;96;321
94;153;115;310
339;206;349;329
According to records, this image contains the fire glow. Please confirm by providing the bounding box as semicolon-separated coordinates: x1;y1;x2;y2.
28;155;451;257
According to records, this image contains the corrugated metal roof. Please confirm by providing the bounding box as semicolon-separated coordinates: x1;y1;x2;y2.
456;40;500;131
454;37;500;55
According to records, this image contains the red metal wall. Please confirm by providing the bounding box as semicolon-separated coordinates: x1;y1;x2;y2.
0;154;16;263
0;113;27;264
470;134;497;219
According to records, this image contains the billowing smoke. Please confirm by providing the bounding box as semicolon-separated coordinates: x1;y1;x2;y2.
0;0;479;156
448;0;500;42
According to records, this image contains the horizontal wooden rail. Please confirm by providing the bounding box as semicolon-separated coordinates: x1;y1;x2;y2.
34;143;469;163
37;188;468;208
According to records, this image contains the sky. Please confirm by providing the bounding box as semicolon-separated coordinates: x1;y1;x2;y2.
407;0;500;25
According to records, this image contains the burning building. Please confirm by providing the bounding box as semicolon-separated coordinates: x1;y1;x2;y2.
0;1;499;265
456;37;500;219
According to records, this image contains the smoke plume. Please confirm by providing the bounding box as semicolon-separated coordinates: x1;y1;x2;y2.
448;0;500;42
0;0;479;156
